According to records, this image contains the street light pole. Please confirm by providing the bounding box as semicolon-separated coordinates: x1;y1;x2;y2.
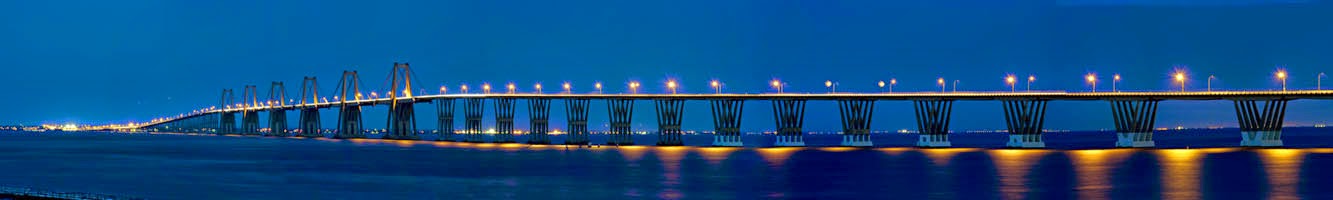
890;79;897;93
1113;74;1120;92
1277;70;1288;91
1027;75;1034;91
1207;75;1215;92
1319;73;1326;90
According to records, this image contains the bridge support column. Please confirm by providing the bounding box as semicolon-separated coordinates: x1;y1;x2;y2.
527;99;551;144
772;99;807;147
710;99;744;147
838;99;875;147
565;99;591;145
654;99;686;146
436;98;455;141
494;98;517;143
268;110;289;137
241;111;260;135
1002;100;1048;148
335;105;365;139
1110;100;1159;148
298;108;321;138
607;99;635;145
464;98;485;142
1234;99;1288;147
384;101;418;140
914;100;953;147
219;112;235;134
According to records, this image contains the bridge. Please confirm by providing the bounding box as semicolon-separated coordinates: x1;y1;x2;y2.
88;63;1332;148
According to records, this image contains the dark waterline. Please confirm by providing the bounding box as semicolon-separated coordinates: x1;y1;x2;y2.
1;130;1332;199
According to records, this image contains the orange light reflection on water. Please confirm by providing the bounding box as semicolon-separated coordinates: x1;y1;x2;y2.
920;148;977;165
876;147;911;156
1069;149;1133;200
696;147;739;165
817;147;860;152
655;146;689;199
989;149;1050;200
1258;149;1304;200
757;147;801;167
1157;149;1203;200
615;146;649;161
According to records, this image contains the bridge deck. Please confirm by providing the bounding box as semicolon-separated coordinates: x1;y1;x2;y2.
107;90;1333;130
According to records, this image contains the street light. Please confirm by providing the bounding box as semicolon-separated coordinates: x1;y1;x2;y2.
952;80;959;92
1276;69;1288;91
666;80;678;94
1174;72;1186;92
461;85;469;94
1027;75;1035;91
938;78;946;93
878;80;886;93
594;82;603;94
889;79;897;93
710;80;721;94
772;79;783;94
563;82;571;94
506;83;516;94
1113;74;1121;92
534;83;542;94
824;80;836;93
440;86;447;94
1005;75;1016;92
483;83;491;94
1086;73;1097;92
1320;73;1327;90
629;81;640;94
1207;75;1216;92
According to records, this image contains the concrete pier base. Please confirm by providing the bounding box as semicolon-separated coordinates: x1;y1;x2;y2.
1006;134;1045;148
712;135;743;147
774;135;805;147
1240;131;1283;147
916;134;951;147
1115;132;1155;148
840;135;873;147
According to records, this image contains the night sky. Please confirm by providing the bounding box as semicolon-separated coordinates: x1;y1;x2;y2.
2;0;1331;132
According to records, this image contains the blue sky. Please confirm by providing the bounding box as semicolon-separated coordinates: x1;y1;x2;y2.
1;0;1331;132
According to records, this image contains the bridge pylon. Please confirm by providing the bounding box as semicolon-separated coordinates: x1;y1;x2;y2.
837;99;875;147
218;89;236;134
564;98;591;145
464;98;485;142
654;99;686;146
1110;99;1159;148
1002;99;1048;148
914;99;953;147
709;99;744;147
607;99;636;145
333;71;365;139
297;77;322;138
240;85;261;135
1234;99;1288;147
436;98;456;141
493;98;517;143
384;63;419;140
527;99;551;144
772;99;807;147
267;82;289;137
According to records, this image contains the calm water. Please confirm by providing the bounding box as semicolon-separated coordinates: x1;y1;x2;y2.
2;130;1333;199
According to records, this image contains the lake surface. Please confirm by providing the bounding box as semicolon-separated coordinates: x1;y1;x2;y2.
1;129;1332;199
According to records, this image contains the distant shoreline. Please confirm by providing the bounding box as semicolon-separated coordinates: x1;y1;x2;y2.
0;186;137;200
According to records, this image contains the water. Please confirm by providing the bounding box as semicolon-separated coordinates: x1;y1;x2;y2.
1;130;1332;199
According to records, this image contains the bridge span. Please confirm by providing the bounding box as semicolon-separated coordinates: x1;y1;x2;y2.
86;63;1332;148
